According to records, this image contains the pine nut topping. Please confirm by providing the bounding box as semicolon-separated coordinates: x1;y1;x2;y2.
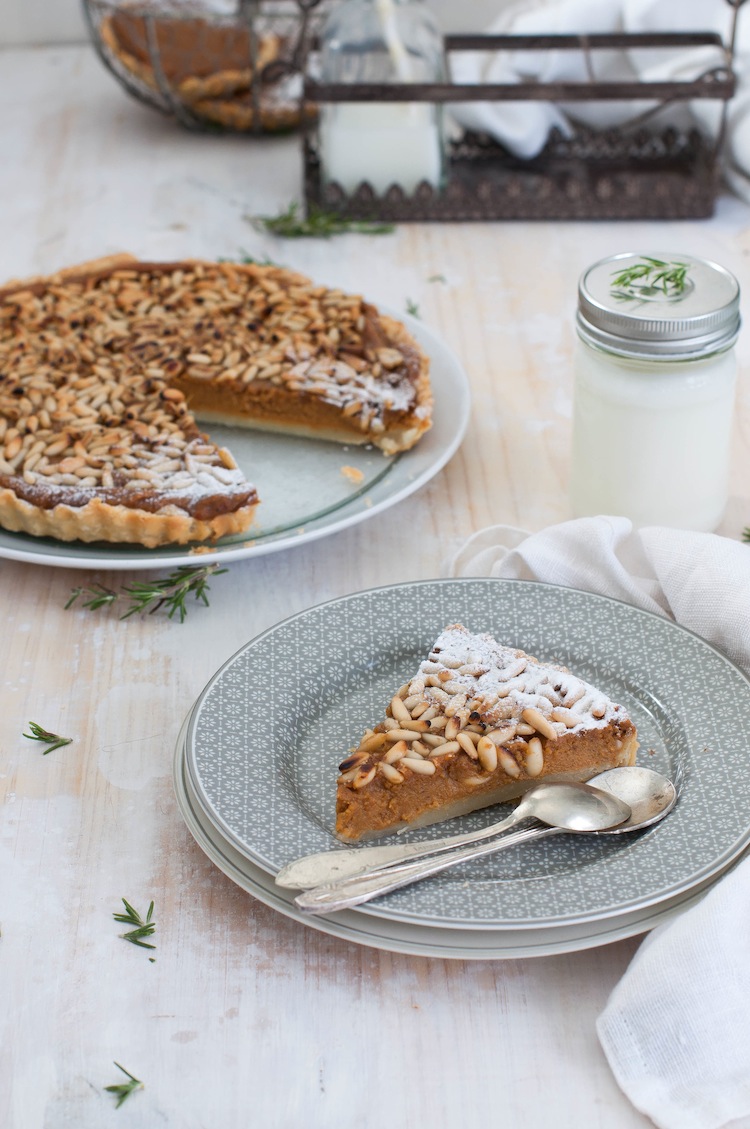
476;736;498;773
384;740;408;764
521;707;558;741
378;762;404;784
457;731;479;759
498;750;522;778
401;757;436;775
390;696;412;724
525;737;544;777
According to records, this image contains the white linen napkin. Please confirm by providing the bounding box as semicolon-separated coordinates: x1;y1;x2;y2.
449;515;750;1129
448;0;742;165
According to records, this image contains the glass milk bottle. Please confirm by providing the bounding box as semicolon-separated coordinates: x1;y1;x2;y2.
318;0;446;195
570;252;740;531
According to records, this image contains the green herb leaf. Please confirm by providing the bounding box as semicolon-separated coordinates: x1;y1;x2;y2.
23;722;72;755
219;249;281;267
427;273;446;283
742;527;750;543
405;298;421;318
250;202;395;239
66;565;227;623
610;258;690;299
113;898;156;952
105;1063;143;1109
65;584;117;612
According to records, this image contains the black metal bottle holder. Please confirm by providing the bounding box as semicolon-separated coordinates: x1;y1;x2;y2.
303;21;742;221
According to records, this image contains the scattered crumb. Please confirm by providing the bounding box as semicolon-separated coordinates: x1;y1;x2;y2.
189;545;214;555
363;497;373;508
341;465;364;485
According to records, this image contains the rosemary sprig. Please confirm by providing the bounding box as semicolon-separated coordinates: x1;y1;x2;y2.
251;201;395;238
104;1063;143;1109
65;564;227;623
219;249;280;267
113;898;156;951
23;722;72;755
742;527;750;542
610;257;690;300
405;298;421;318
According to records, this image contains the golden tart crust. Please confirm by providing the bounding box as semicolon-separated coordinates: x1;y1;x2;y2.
336;624;638;842
0;255;432;546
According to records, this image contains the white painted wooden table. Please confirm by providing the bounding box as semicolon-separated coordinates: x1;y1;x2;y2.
2;44;750;1129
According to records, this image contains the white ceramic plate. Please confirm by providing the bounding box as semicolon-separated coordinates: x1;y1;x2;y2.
0;314;469;570
184;578;750;931
174;718;731;960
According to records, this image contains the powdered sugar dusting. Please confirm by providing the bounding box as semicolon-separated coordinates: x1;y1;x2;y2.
410;624;626;735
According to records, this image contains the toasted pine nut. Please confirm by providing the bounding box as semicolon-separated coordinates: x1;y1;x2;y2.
525;737;544;777
498;750;521;778
429;740;460;758
401;757;437;775
384;740;408;763
390;696;412;724
378;762;404;784
352;767;376;789
551;707;577;728
445;716;461;740
522;707;558;741
477;736;498;772
487;725;517;746
457;731;479;759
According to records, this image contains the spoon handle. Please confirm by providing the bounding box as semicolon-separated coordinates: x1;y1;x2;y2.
294;824;560;914
275;808;527;890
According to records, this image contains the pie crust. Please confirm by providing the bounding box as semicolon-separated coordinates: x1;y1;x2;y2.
336;624;639;842
0;255;432;546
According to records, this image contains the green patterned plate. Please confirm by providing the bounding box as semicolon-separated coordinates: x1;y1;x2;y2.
184;578;750;930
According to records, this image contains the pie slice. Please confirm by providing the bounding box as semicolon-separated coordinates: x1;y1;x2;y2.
336;624;638;842
0;255;431;546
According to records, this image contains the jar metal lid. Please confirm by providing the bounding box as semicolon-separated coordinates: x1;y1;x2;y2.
577;252;741;360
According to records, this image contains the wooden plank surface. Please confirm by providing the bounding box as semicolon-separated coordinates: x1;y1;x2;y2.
2;44;749;1129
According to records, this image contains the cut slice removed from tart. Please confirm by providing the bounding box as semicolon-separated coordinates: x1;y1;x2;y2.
335;623;639;842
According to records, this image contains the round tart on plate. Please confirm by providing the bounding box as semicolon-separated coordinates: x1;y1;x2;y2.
0;255;432;547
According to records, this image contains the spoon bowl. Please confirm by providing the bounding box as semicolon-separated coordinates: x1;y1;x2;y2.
586;766;677;834
499;779;632;833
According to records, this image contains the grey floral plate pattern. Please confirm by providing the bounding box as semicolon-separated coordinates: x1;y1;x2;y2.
174;721;735;959
184;579;750;930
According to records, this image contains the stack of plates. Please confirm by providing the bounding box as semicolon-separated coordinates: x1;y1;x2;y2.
173;578;750;959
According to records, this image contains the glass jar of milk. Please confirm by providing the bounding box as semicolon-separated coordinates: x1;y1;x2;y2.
318;0;446;196
570;252;740;531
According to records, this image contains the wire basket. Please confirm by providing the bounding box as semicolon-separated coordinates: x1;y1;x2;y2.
83;0;332;133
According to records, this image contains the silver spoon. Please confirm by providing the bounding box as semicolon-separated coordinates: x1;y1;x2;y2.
586;766;677;833
278;767;676;891
291;780;631;914
292;767;676;915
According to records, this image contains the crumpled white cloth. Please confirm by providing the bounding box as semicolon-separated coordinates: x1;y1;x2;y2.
449;0;750;176
450;515;750;1129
